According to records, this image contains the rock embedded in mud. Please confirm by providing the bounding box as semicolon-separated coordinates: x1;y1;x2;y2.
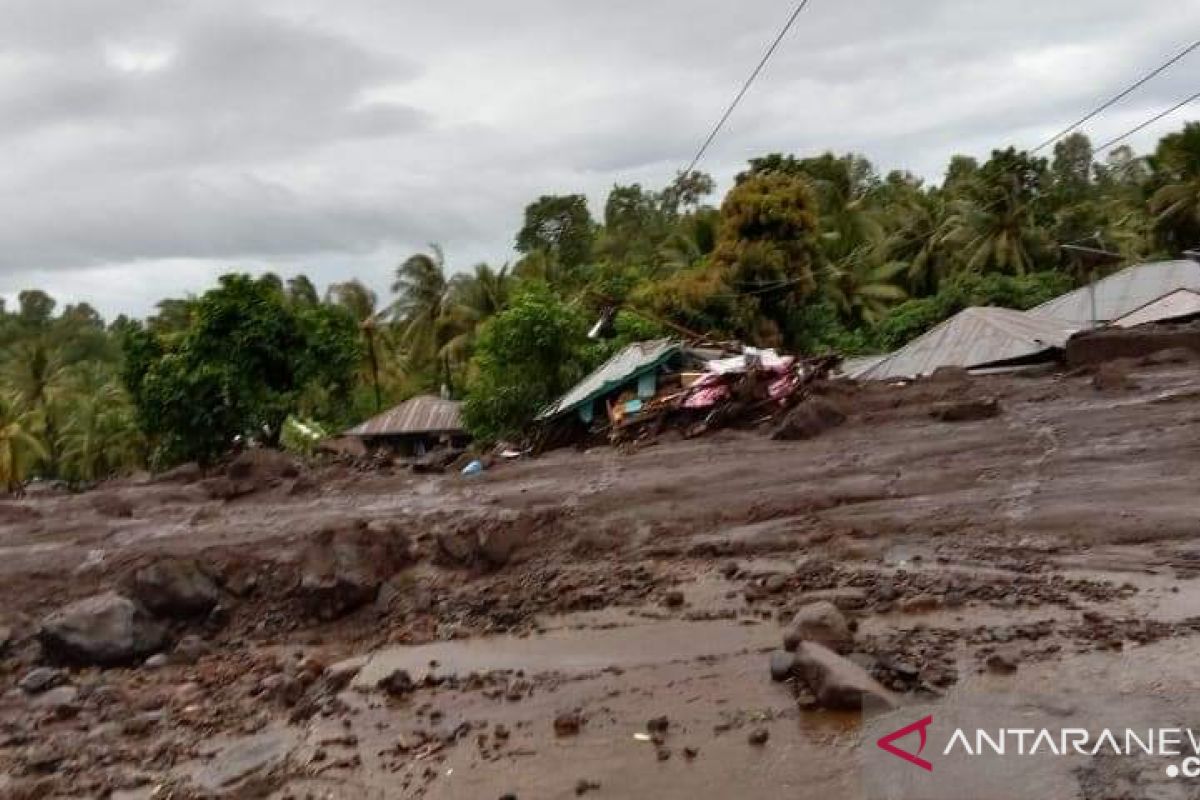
771;397;846;441
748;728;769;746
575;779;601;795
661;590;685;608
791;642;897;711
90;493;134;519
38;591;167;666
784;601;854;654
377;668;415;697
769;650;798;682
985;651;1019;675
647;715;669;734
171;634;213;665
18;667;65;694
299;521;412;620
929;397;1000;422
130;558;221;618
553;710;583;737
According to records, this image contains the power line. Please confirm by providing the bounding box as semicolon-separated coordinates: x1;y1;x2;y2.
1031;38;1200;153
1093;88;1200;152
682;0;813;175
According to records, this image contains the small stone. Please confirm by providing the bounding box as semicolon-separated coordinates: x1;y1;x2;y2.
662;591;685;608
18;667;64;695
574;779;600;796
784;601;854;654
646;715;669;734
656;746;671;761
769;650;797;682
143;653;169;669
748;728;769;746
554;710;582;737
683;746;699;760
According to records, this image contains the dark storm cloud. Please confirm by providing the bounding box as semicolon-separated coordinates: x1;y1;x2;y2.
1;0;1199;316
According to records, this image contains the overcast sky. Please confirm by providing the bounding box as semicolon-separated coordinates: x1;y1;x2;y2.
2;0;1199;318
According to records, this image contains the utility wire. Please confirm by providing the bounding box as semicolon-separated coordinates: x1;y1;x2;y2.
1031;38;1200;153
1093;88;1200;152
682;0;812;175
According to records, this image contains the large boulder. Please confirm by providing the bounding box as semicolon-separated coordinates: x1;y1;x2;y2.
772;398;846;441
38;592;168;666
298;521;412;619
784;601;854;654
130;558;221;618
792;642;896;711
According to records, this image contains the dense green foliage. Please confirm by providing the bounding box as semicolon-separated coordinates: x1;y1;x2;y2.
5;122;1200;479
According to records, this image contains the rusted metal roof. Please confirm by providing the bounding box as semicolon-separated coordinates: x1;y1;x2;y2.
856;307;1079;381
1113;288;1200;328
344;395;464;437
1030;259;1200;326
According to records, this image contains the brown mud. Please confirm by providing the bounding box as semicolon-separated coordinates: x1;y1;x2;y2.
2;360;1200;799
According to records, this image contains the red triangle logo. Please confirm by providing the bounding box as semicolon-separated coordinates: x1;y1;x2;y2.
877;714;934;772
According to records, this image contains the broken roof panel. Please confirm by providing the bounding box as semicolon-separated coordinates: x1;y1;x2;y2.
345;395;464;437
537;339;681;421
1029;259;1200;326
857;307;1078;381
1113;288;1200;328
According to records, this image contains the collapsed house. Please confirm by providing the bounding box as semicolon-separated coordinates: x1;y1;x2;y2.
851;307;1079;381
1029;258;1200;328
342;394;470;456
536;338;837;448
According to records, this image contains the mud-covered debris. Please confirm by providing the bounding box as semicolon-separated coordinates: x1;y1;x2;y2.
90;492;133;518
792;642;897;711
575;778;601;795
130;557;220;617
377;668;415;697
929;397;1000;422
748;728;769;746
38;591;168;666
784;601;854;654
647;715;669;734
1092;360;1138;391
985;650;1019;675
554;710;583;737
772;397;846;441
661;590;685;608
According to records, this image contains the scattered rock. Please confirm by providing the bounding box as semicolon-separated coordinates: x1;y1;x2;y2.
18;667;65;694
791;642;897;711
684;746;699;760
299;520;413;620
784;601;854;654
376;669;415;697
769;650;797;682
32;685;79;714
897;593;941;614
191;729;297;793
748;728;769;746
772;398;846;441
130;558;220;617
171;634;213;665
655;746;671;761
930;397;1000;422
143;653;169;669
985;651;1019;675
662;590;685;608
554;710;583;737
647;715;669;734
38;592;168;666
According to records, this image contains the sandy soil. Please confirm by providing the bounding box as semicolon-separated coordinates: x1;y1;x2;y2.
2;355;1200;799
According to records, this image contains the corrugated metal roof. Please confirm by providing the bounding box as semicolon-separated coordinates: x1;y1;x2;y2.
1029;259;1200;326
538;339;680;421
344;395;464;437
1113;288;1200;328
840;354;886;379
858;307;1079;381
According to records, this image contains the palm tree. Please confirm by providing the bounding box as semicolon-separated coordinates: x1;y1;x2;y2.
657;209;719;274
0;393;47;495
883;193;953;296
1150;122;1200;252
55;364;141;484
440;263;511;363
2;339;67;472
392;245;451;366
823;247;908;326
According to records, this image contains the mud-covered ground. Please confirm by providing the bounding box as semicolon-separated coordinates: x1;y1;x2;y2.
3;352;1200;799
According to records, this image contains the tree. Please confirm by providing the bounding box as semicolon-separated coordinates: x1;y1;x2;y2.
1049;132;1094;209
1150;122;1200;253
121;274;361;466
709;170;822;345
56;363;141;483
286;274;321;307
462;287;597;441
0;393;46;494
440;263;511;364
515;195;595;273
